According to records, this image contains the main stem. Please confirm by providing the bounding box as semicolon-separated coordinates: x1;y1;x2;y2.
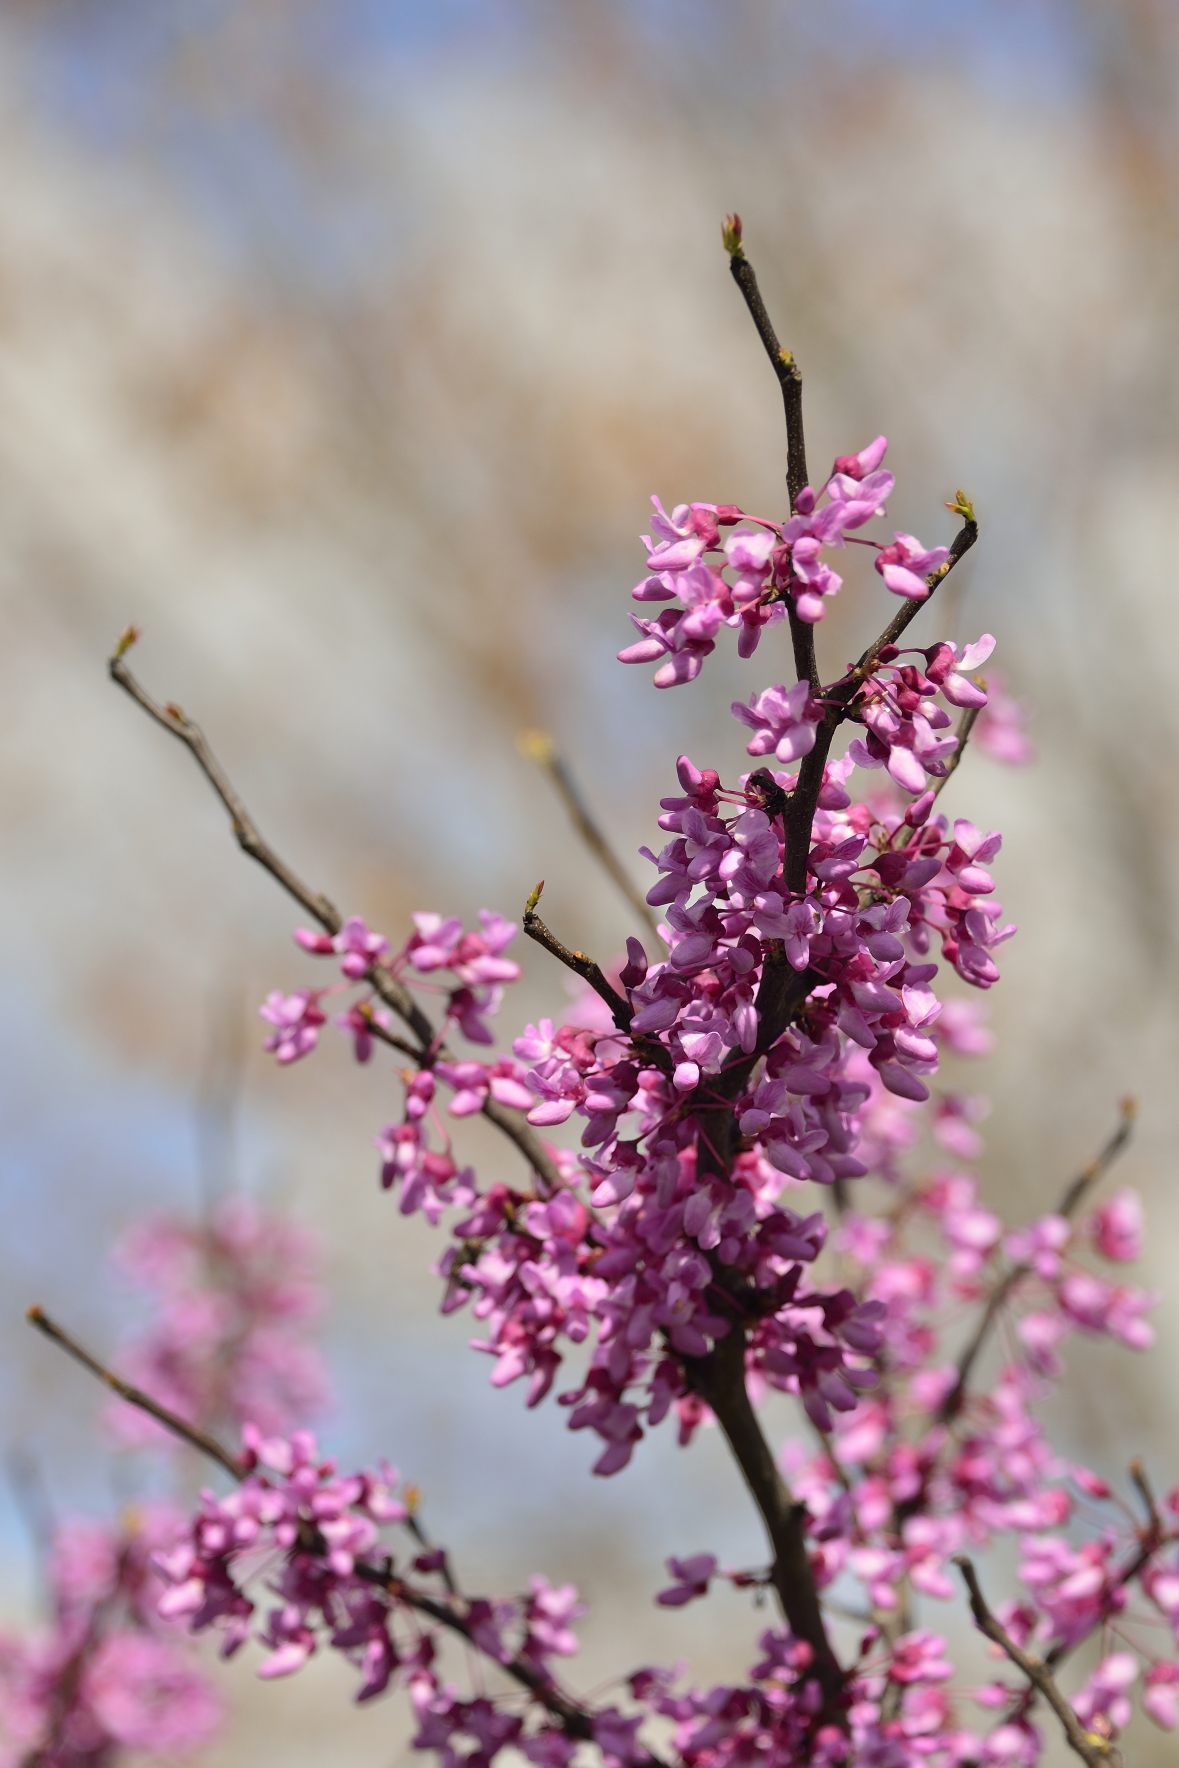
688;1326;843;1708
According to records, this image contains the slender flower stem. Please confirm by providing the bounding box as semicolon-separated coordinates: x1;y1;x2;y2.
108;639;562;1194
954;1557;1124;1768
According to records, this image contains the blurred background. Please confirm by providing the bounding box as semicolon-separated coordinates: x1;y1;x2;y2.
1;1;1177;1761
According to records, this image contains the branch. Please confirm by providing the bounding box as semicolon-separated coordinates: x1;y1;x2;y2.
686;1324;844;1715
27;1305;633;1755
723;217;817;693
518;730;659;940
954;1558;1124;1768
26;1307;244;1480
521;898;632;1034
939;1098;1137;1423
109;638;562;1195
781;515;979;897
931;704;981;800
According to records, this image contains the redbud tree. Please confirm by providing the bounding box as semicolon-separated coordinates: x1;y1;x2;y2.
8;220;1167;1768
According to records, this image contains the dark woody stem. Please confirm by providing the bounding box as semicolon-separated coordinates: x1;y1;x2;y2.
108;640;562;1194
27;1307;245;1480
27;1307;629;1755
687;1325;844;1715
726;245;818;694
781;517;978;897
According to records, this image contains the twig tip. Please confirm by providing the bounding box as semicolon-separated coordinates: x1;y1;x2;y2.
517;728;555;766
525;880;545;916
111;624;141;662
721;213;744;257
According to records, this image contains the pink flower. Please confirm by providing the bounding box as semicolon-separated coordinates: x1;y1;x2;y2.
259;990;326;1063
1087;1189;1143;1263
875;532;950;600
731;681;822;763
656;1553;717;1607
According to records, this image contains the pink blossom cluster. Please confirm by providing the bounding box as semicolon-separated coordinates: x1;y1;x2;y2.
76;400;1159;1768
0;1509;220;1767
616;437;951;687
152;1426;588;1723
108;1196;329;1444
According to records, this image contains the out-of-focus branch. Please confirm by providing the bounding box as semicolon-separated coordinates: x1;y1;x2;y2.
954;1558;1124;1768
723;215;817;693
108;634;562;1193
939;1098;1137;1423
518;729;659;939
29;1304;628;1753
26;1307;244;1480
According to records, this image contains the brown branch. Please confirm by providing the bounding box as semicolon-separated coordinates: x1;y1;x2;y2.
723;219;817;693
686;1324;844;1716
27;1304;629;1755
518;730;659;940
954;1558;1124;1768
939;1098;1137;1423
26;1307;244;1480
109;639;562;1196
522;901;632;1033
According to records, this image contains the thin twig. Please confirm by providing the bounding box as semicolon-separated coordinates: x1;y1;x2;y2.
955;1557;1124;1768
518;730;659;939
26;1307;244;1480
27;1305;632;1755
781;517;978;898
932;704;981;800
1129;1457;1161;1535
108;636;562;1194
521;899;632;1033
939;1099;1137;1423
723;217;817;693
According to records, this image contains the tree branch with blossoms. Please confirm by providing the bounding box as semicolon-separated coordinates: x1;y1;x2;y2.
15;218;1175;1768
955;1557;1125;1768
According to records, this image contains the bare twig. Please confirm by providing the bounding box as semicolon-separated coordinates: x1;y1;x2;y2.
1129;1457;1161;1534
521;895;633;1034
939;1098;1137;1423
518;730;659;939
28;1303;630;1753
932;704;982;800
108;637;562;1195
26;1307;244;1480
954;1557;1124;1767
723;217;817;694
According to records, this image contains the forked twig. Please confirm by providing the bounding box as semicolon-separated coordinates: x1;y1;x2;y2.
955;1557;1124;1768
26;1305;627;1753
108;634;562;1193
